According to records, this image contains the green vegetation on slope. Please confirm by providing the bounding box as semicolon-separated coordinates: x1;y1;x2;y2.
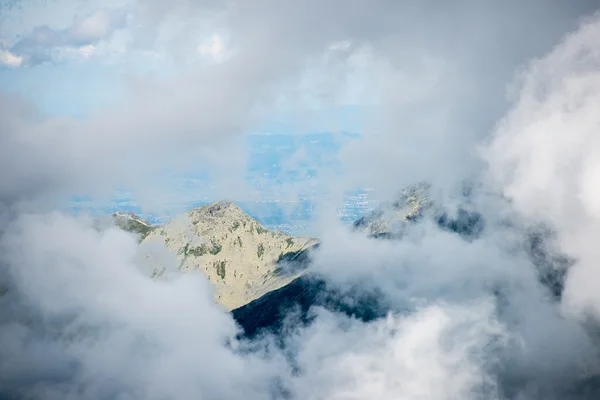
113;215;155;240
214;260;227;279
182;240;223;257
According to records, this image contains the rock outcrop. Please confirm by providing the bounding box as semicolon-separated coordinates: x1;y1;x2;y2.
131;201;318;310
352;181;485;240
352;182;433;238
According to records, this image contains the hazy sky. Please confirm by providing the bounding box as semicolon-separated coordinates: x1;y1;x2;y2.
1;0;597;121
2;0;599;207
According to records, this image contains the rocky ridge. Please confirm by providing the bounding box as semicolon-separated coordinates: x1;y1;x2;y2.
352;182;433;237
352;181;485;240
130;201;318;311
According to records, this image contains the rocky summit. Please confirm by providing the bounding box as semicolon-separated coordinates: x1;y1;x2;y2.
352;182;433;238
352;182;485;240
123;201;318;311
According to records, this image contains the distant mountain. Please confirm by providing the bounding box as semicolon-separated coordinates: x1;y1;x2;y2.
352;182;434;238
116;201;319;311
352;181;484;240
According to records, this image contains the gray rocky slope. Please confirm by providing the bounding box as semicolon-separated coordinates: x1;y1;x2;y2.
119;201;318;311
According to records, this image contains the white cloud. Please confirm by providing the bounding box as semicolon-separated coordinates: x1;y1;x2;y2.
286;302;508;399
52;44;98;62
484;13;600;319
197;34;228;62
0;49;23;67
70;10;116;43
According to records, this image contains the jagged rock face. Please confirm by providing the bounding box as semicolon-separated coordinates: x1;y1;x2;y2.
232;273;388;338
139;201;318;310
523;224;572;300
353;182;484;240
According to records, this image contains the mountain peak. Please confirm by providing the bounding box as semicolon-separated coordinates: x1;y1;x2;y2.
206;199;241;212
190;200;245;219
140;199;318;310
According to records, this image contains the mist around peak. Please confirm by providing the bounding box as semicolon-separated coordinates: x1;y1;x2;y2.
3;1;600;399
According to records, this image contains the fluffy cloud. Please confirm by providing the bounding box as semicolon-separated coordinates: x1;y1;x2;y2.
0;212;286;399
0;49;23;67
282;302;509;399
484;12;600;321
197;34;228;62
